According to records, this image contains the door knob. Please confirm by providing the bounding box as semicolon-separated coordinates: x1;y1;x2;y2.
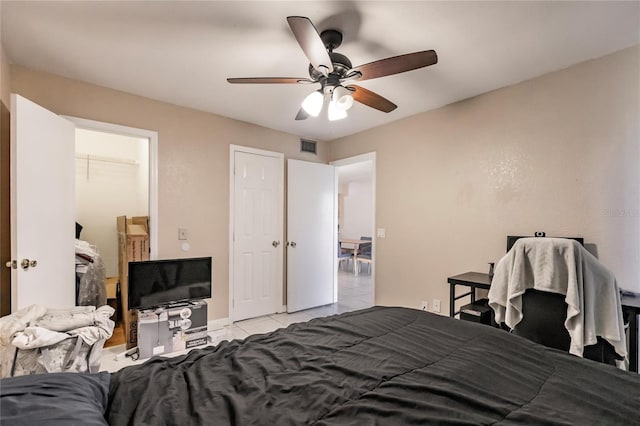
20;259;37;270
272;240;280;248
290;241;297;248
5;260;17;269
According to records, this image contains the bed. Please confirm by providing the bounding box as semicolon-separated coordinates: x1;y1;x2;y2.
2;306;640;425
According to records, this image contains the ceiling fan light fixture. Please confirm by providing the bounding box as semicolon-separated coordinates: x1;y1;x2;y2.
328;100;348;121
301;90;324;117
332;86;354;111
228;16;438;122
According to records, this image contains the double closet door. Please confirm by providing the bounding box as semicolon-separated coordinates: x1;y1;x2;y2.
231;147;336;321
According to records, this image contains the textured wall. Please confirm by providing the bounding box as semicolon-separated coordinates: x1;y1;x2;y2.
329;46;640;313
10;66;327;319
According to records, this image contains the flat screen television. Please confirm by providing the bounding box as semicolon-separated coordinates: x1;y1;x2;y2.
128;257;212;310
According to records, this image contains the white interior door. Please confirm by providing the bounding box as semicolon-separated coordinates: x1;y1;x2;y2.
231;149;283;321
287;159;335;313
10;94;76;311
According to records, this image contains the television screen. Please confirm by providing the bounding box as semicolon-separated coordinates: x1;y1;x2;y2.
128;257;212;310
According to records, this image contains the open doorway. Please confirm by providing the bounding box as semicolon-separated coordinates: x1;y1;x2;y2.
332;153;376;311
75;129;149;346
67;117;158;347
75;129;149;279
66;116;158;260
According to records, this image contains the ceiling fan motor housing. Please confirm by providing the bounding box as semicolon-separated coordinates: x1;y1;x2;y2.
308;51;353;83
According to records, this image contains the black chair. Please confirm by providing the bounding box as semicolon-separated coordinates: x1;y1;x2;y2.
512;289;622;366
356;236;372;274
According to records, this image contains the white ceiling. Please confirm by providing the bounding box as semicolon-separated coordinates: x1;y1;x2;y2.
2;1;639;142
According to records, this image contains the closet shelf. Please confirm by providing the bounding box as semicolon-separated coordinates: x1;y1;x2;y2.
75;152;139;166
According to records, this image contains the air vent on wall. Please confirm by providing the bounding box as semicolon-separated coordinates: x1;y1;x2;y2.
300;139;317;154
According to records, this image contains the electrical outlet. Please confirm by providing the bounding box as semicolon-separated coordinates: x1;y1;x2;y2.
377;228;386;238
421;300;428;311
178;228;188;240
432;299;441;313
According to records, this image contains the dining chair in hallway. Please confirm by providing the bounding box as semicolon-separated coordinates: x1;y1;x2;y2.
356;236;372;274
338;241;352;271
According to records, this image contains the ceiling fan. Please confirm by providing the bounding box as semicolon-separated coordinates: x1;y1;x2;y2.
227;16;438;121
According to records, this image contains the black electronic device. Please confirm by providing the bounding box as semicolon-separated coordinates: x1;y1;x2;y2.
459;299;495;326
128;257;212;310
506;235;584;252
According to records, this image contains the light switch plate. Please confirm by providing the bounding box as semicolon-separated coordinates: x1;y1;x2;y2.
377;228;386;238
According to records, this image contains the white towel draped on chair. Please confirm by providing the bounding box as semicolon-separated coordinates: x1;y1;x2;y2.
488;238;627;363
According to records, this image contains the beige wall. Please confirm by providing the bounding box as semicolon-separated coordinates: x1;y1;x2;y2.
10;65;328;320
8;45;640;320
342;180;374;240
1;44;10;105
1;0;12;103
329;45;640;313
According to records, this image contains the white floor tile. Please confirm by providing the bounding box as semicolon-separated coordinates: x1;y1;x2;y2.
208;328;235;344
101;269;373;372
225;325;250;340
234;316;272;327
269;311;313;326
235;317;283;335
304;304;341;318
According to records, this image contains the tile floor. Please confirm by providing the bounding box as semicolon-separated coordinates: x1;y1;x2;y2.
101;269;373;372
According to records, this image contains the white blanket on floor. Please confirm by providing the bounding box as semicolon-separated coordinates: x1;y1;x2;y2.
1;304;115;348
488;238;627;361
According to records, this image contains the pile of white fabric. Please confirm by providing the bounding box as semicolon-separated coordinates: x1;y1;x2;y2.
75;239;107;307
0;304;115;377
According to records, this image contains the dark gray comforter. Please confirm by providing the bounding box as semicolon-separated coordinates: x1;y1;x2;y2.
108;306;640;425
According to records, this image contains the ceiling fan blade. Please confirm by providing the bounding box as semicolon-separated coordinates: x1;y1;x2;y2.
227;77;315;84
286;16;334;76
295;108;310;120
348;85;397;113
352;50;437;81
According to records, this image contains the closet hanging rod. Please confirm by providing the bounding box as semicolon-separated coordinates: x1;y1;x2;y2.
75;152;139;165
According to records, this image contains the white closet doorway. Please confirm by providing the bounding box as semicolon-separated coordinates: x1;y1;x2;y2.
75;129;148;277
66;117;159;267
